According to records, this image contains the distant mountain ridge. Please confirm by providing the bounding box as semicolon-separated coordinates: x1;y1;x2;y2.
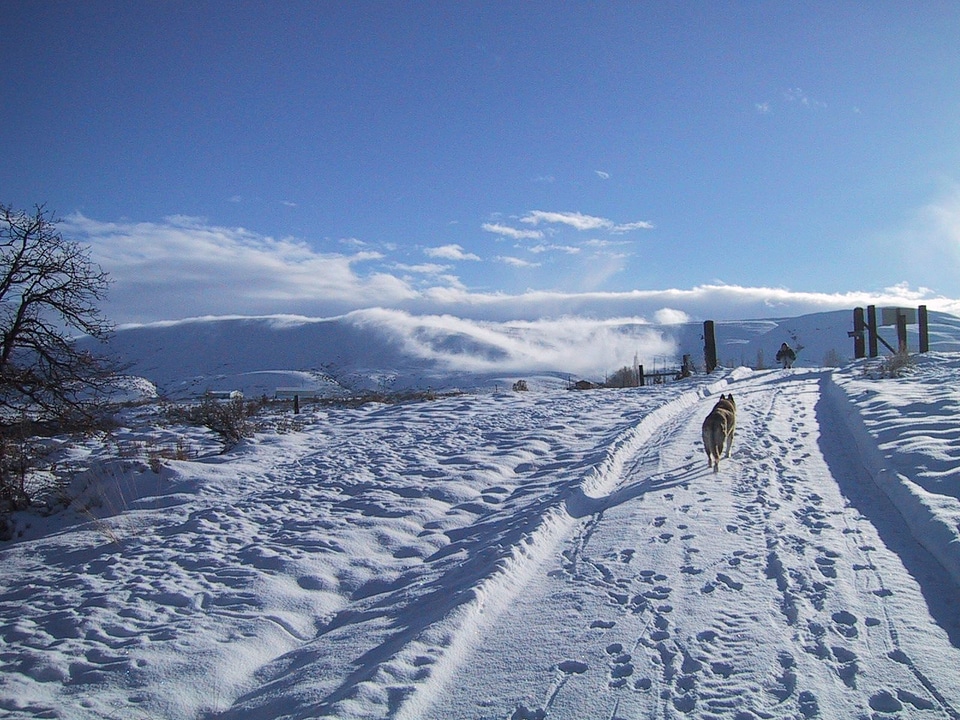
86;308;960;399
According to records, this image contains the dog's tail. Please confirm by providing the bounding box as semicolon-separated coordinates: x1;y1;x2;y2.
702;420;724;473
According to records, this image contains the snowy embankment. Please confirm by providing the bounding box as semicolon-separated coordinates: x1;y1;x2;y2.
827;354;960;586
1;356;960;719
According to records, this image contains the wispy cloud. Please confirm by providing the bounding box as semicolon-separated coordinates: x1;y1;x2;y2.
481;223;544;240
418;283;960;323
755;88;827;115
520;210;653;234
394;262;451;275
496;256;541;268
529;244;580;255
783;87;826;108
353;308;675;376
521;210;613;231
423;244;481;261
64;214;417;322
595;170;610;180
883;183;960;289
63;213;960;326
611;220;655;233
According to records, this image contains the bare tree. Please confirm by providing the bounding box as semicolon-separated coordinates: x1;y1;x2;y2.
0;203;114;423
0;204;117;522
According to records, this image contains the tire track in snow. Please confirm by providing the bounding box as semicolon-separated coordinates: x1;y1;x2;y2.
396;377;743;719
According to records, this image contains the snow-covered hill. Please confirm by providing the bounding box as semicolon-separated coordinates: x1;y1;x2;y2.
90;308;960;398
4;311;960;719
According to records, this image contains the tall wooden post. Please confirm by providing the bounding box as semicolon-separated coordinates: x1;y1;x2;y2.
638;365;645;387
852;307;866;359
867;305;879;358
703;320;718;373
919;305;929;353
896;312;908;353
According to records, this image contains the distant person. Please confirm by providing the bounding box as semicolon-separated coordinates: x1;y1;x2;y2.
776;342;796;369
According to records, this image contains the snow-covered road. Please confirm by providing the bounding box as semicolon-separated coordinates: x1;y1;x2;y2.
2;362;960;719
416;370;960;719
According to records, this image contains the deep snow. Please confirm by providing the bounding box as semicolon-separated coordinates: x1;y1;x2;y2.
3;314;960;718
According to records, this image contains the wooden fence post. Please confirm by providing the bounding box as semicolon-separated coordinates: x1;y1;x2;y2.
867;305;879;358
919;305;929;353
638;365;645;387
703;321;718;373
852;307;866;359
896;312;908;353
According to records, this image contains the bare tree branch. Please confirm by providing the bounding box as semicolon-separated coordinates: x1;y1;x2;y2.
0;203;116;426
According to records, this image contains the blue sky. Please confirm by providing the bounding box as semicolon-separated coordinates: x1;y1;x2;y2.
3;2;960;324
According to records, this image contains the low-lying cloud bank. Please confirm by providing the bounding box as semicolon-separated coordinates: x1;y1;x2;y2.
65;214;960;326
410;284;960;324
348;309;675;375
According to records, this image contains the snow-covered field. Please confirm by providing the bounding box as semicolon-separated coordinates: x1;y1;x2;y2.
3;344;960;719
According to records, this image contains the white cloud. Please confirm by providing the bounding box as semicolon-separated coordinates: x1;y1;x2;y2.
61;213;960;326
416;283;960;323
755;102;771;114
654;308;691;325
876;183;960;293
394;262;451;275
423;244;481;261
529;244;581;255
595;170;610;180
64;214;417;323
519;210;653;234
521;210;613;231
584;238;629;248
482;223;544;240
611;220;655;233
496;256;541;268
351;308;674;376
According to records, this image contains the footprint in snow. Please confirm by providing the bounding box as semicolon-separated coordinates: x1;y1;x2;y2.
605;643;634;688
557;659;588;675
815;555;837;578
715;573;744;591
770;651;797;703
832;610;858;638
869;690;903;713
798;690;820;718
510;704;545;720
831;645;860;688
649;613;670;641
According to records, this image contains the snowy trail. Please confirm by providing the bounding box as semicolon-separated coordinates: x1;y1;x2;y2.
3;365;960;719
407;370;960;719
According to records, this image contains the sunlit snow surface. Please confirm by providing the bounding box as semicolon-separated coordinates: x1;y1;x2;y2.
3;323;960;718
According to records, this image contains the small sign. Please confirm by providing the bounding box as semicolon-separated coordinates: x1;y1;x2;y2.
880;307;917;326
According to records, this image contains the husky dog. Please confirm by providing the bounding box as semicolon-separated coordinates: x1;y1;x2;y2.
702;394;736;473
